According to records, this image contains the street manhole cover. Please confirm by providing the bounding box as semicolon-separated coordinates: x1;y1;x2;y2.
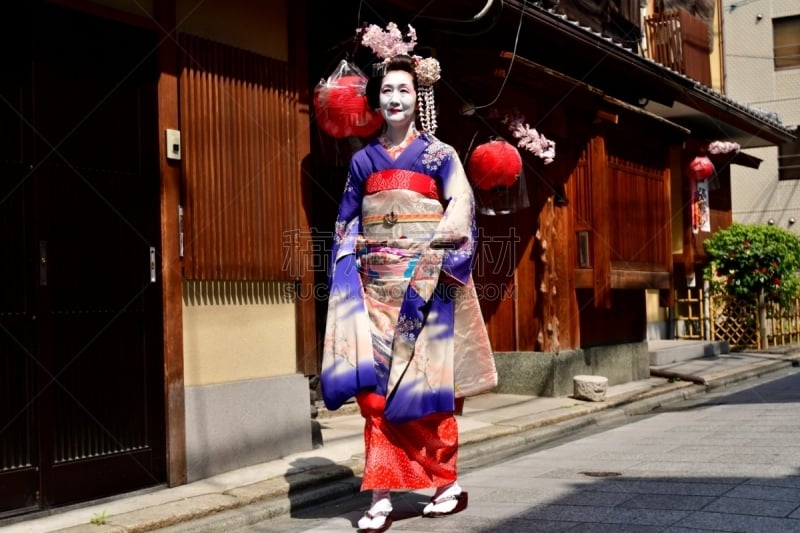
579;471;622;477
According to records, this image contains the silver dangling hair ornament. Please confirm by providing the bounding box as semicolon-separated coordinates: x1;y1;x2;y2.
415;56;441;134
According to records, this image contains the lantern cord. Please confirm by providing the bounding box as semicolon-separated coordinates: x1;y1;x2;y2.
472;0;526;110
464;130;481;161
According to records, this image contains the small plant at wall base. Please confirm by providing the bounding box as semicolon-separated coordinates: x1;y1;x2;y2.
90;510;110;525
703;222;800;306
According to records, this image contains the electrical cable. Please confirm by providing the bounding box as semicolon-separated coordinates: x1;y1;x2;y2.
417;0;497;23
472;0;526;110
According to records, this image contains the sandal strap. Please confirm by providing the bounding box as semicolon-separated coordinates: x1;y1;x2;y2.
365;509;392;519
432;491;463;504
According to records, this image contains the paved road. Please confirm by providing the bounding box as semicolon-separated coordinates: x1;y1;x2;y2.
233;366;800;532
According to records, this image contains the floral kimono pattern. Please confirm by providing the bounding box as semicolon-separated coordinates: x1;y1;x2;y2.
321;134;496;424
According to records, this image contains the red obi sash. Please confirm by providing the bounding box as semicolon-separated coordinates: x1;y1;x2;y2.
365;169;440;200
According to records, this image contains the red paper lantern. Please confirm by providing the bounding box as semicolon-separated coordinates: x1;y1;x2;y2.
467;139;523;191
313;76;383;139
688;156;715;181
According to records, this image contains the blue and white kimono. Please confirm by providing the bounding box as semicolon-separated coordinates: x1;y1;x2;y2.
321;133;497;424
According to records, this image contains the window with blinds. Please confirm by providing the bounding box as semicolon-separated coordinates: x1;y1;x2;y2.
779;135;800;181
774;15;800;70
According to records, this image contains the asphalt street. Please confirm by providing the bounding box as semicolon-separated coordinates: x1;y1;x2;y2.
229;366;800;533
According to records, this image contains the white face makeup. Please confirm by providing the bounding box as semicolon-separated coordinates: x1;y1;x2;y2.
378;70;417;131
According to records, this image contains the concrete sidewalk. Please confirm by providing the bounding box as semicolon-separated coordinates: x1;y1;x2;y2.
4;344;799;533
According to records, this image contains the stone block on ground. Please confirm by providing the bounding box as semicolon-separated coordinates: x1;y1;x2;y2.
573;375;608;402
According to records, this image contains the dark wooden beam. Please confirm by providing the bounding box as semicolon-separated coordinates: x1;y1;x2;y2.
154;0;186;488
610;270;671;289
591;136;612;309
290;0;318;376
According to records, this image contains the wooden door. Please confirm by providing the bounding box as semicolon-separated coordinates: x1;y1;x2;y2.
0;3;166;516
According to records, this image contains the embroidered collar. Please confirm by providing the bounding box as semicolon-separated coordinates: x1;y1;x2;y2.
378;129;418;160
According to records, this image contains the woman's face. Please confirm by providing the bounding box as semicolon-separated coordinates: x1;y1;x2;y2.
378;70;416;131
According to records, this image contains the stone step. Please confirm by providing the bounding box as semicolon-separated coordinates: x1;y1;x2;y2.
648;340;730;366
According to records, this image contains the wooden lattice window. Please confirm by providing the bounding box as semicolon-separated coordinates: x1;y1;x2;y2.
178;34;302;281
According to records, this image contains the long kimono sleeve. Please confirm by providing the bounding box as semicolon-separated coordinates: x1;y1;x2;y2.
320;155;376;411
432;146;496;402
430;146;477;285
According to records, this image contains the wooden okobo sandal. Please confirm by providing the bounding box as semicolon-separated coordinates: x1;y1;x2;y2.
358;508;392;532
422;490;469;518
358;497;393;532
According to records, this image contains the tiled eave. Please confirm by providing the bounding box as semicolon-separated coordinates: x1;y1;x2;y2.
504;0;796;148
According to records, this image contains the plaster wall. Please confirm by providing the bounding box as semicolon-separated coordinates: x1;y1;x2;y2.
182;282;311;480
184;374;310;482
723;1;800;234
182;281;297;386
177;0;288;60
86;1;288;60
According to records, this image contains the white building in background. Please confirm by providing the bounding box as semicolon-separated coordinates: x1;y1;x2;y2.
723;0;800;233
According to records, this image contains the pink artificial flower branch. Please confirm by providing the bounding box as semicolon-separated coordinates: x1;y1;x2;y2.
707;141;740;155
359;22;417;60
505;112;556;164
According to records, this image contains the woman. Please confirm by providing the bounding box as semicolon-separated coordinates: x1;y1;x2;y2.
320;54;496;532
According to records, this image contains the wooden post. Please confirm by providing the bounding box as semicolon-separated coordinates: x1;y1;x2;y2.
758;291;769;350
702;279;711;340
590;135;612;309
155;0;187;487
288;0;317;376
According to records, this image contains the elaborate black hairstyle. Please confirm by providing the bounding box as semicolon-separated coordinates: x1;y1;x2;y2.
365;55;418;109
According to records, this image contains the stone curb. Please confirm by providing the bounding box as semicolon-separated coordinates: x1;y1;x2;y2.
651;357;799;386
